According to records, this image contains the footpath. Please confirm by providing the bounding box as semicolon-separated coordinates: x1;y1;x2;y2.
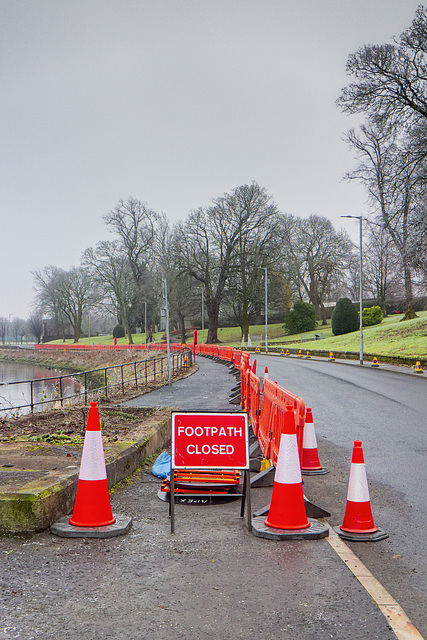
0;356;419;640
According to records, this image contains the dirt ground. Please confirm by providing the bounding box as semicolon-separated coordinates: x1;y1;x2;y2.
0;348;194;442
0;405;157;443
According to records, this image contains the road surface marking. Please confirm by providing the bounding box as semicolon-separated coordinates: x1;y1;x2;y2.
325;523;424;640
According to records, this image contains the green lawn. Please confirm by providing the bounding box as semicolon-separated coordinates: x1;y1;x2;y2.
276;312;427;359
49;311;427;360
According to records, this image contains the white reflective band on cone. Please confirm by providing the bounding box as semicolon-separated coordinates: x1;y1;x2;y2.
302;422;317;449
79;431;108;481
347;463;370;502
274;434;302;484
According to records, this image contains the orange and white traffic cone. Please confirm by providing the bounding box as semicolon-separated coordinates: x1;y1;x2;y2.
301;408;329;475
263;367;269;388
252;405;328;540
69;402;116;527
335;440;388;541
51;402;132;538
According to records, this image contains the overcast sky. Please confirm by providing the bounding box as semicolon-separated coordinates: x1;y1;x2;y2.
1;0;422;321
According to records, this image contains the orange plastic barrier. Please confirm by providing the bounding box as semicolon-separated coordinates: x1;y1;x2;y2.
239;352;251;410
257;378;277;460
257;378;305;468
272;386;305;467
247;370;261;436
35;343;189;352
233;349;242;368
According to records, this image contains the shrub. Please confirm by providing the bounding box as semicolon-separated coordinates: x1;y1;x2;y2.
283;301;317;334
362;306;383;327
331;298;359;335
113;324;125;339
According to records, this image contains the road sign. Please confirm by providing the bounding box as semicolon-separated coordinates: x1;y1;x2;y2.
172;412;249;470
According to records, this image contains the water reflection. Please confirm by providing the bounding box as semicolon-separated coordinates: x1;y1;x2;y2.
0;361;85;416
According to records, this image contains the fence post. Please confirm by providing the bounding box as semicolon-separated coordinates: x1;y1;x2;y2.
30;380;34;414
59;377;63;407
104;368;108;397
134;362;138;389
121;364;124;394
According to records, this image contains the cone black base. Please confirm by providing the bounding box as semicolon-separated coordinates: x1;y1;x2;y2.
51;515;132;538
252;516;329;540
333;525;388;542
302;467;330;476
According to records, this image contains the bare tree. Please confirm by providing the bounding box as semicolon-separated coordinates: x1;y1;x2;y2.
104;197;162;328
12;318;26;344
0;318;7;344
337;6;427;126
33;266;96;342
175;183;280;342
344;124;425;312
363;222;402;313
82;241;136;343
278;214;354;324
27;313;44;344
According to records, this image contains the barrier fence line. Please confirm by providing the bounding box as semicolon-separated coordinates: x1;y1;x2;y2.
195;345;308;475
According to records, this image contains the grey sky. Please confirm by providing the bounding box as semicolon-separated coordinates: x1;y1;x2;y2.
1;0;421;320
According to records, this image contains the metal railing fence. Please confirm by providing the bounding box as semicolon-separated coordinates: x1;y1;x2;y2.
0;348;193;415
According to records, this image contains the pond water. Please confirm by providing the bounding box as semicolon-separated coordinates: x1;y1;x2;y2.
0;361;85;416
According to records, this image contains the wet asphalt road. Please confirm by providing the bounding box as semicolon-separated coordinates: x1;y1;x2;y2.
253;353;427;637
1;470;396;640
0;356;424;639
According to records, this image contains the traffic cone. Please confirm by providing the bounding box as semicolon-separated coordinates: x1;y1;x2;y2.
262;367;269;393
298;349;303;358
329;351;335;361
286;349;290;357
305;350;311;359
264;405;309;529
301;408;329;475
252;406;328;539
335;440;388;542
252;359;257;373
69;402;115;527
414;361;423;374
371;357;379;368
280;349;285;356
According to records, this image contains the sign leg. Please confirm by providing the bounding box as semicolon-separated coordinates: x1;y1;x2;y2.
170;470;175;534
245;469;251;531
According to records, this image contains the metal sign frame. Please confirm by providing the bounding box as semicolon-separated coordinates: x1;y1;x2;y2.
169;411;251;533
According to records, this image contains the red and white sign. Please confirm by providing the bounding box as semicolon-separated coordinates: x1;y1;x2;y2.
172;412;249;469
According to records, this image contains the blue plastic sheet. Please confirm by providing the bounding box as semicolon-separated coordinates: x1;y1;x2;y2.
151;451;171;479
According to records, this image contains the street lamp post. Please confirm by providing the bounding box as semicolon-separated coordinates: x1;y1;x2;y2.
162;279;172;384
341;215;363;365
258;267;268;354
143;301;147;346
201;287;204;344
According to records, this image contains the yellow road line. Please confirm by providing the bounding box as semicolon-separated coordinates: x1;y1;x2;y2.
325;523;424;640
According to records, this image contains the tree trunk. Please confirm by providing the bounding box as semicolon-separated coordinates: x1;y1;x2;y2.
206;302;220;343
242;298;250;342
178;312;186;344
